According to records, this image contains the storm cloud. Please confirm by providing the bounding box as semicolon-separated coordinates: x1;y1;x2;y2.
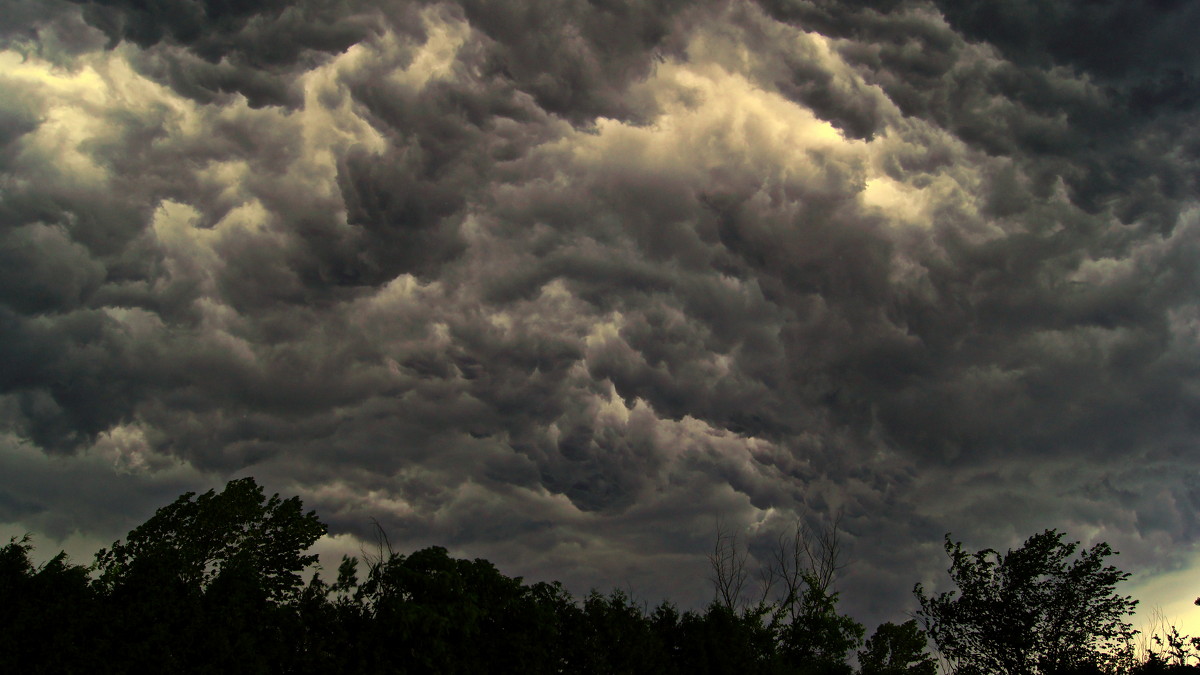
2;0;1199;626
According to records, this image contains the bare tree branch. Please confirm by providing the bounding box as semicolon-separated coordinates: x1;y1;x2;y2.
765;511;848;628
708;517;749;611
706;510;851;626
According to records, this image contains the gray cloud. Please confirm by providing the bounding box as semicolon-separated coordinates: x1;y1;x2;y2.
2;0;1199;632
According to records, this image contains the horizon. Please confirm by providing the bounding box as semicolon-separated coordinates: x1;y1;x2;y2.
4;470;1198;647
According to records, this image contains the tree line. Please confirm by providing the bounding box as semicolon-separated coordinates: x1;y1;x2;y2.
2;477;1198;674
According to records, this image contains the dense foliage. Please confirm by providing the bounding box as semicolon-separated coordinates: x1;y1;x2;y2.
915;530;1141;675
3;479;1198;674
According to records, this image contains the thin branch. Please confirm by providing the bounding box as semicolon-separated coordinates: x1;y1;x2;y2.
708;517;749;611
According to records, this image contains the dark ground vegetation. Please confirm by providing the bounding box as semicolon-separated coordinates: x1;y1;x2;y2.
3;478;1198;674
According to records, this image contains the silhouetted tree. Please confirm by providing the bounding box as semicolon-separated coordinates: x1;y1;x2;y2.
633;601;778;675
858;620;938;675
0;535;103;674
96;476;326;603
765;517;864;674
350;543;572;674
1137;625;1200;673
710;518;753;612
93;477;326;672
707;515;864;674
557;589;673;675
22;478;1200;674
915;529;1138;675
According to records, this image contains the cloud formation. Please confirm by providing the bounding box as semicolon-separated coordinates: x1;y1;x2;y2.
2;0;1199;626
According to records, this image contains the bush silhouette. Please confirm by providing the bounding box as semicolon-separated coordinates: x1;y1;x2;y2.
915;529;1138;675
9;479;1200;674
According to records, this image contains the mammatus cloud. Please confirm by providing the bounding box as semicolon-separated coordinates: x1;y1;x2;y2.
2;0;1199;627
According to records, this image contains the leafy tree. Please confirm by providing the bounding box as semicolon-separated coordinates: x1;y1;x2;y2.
90;478;326;672
1141;625;1200;673
764;518;864;674
858;620;937;675
21;478;1200;674
95;476;326;604
777;579;864;675
352;544;571;674
0;536;103;674
560;589;674;675
914;529;1138;675
673;603;782;675
708;515;864;674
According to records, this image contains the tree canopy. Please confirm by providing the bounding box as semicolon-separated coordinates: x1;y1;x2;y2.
858;620;938;675
6;479;1200;674
95;476;326;603
915;529;1139;674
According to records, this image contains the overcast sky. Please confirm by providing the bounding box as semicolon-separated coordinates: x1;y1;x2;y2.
3;0;1200;634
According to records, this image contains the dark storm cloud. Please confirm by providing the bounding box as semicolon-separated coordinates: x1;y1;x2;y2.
760;0;1199;236
74;0;379;61
453;0;695;124
2;0;1200;630
62;0;694;117
61;0;406;107
931;0;1200;97
0;432;206;540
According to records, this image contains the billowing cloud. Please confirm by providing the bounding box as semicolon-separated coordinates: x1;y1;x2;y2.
2;0;1199;632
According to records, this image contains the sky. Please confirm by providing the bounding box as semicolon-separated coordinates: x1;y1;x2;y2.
2;0;1200;640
